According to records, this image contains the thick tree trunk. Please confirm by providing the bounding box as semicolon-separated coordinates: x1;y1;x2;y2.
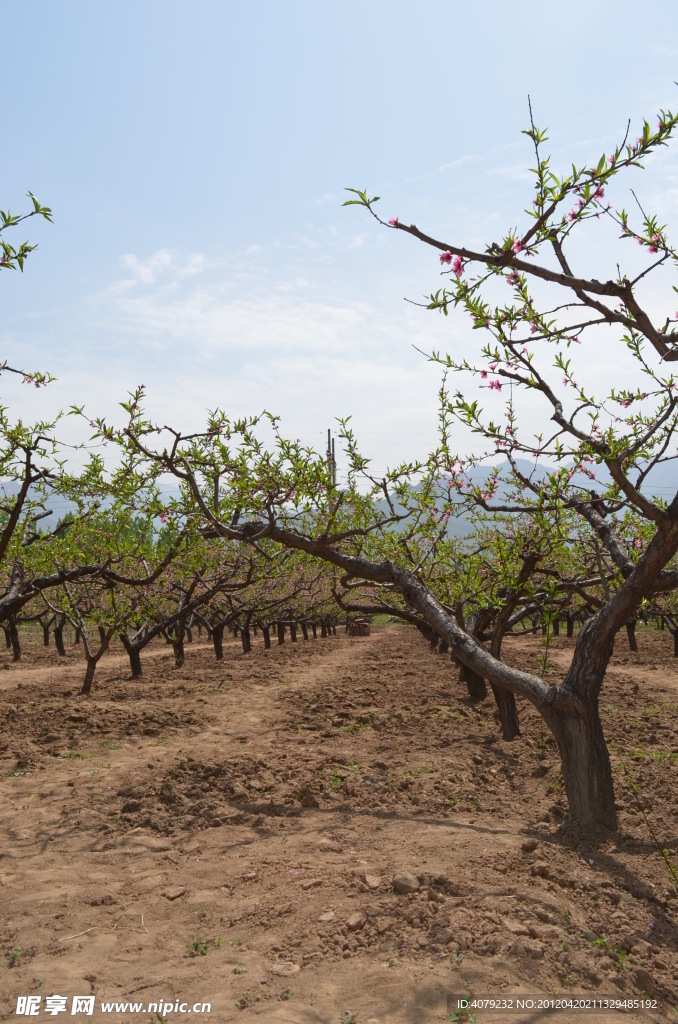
277;622;285;645
74;627;81;645
553;618;560;637
672;629;678;658
544;703;617;829
81;658;97;696
262;625;271;649
186;626;193;643
312;622;317;639
289;622;297;643
241;626;251;654
320;620;327;638
42;622;50;647
566;615;574;638
212;623;224;660
301;621;309;641
439;640;449;654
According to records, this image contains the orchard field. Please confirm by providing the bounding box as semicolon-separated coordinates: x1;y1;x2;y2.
0;619;677;1023
4;93;678;1024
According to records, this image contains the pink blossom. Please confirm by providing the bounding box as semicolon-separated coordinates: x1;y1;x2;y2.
452;254;464;278
594;186;605;200
480;370;488;379
567;210;577;222
389;217;399;226
507;270;520;286
440;250;452;265
489;380;502;391
512;240;523;253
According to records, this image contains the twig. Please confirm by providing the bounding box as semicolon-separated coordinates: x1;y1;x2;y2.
58;927;94;941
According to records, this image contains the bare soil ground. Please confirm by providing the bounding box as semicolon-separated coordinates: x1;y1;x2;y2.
0;624;677;1024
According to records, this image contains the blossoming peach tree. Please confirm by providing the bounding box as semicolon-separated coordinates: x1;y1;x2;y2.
100;100;678;830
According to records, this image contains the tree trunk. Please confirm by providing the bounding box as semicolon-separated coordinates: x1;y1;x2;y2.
566;615;574;638
120;635;141;678
8;618;20;662
312;622;317;639
626;620;638;652
331;622;337;636
74;627;81;645
212;623;224;660
173;635;185;668
262;625;271;649
42;621;50;646
672;629;678;658
277;622;285;645
543;702;618;829
553;618;560;637
490;683;520;740
55;621;66;657
81;657;97;696
289;622;297;643
320;620;327;638
241;626;251;654
439;640;449;654
186;626;193;643
301;621;309;641
459;663;487;702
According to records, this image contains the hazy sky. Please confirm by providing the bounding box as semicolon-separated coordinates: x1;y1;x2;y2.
3;1;678;479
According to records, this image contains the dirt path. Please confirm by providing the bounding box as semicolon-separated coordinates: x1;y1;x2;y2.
0;627;676;1022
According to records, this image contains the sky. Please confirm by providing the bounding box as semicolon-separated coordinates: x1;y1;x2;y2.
3;0;678;483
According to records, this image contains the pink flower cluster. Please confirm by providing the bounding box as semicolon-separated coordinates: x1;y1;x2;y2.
439;251;464;278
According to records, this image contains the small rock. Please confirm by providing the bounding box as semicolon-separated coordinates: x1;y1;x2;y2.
393;871;420;894
431;927;455;945
528;924;561;942
318;910;336;923
504;919;530;936
379;937;398;952
524;941;545;959
530;861;550;878
318;838;343;853
364;874;382;890
302;878;322;890
633;967;656;994
231;782;249;799
521;838;538;852
161;886;186;901
269;962;300;977
376;918;392;934
347;912;366;931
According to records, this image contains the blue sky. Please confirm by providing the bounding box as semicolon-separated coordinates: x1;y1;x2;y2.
3;1;678;477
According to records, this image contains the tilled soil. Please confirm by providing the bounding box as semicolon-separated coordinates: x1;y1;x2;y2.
0;625;677;1023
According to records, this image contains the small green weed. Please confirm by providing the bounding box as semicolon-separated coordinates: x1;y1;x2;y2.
187;934;209;957
4;945;36;967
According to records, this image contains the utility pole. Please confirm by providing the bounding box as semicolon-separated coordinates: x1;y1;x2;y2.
326;429;337;487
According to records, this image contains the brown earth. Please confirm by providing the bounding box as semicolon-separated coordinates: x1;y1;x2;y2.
0;623;677;1024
